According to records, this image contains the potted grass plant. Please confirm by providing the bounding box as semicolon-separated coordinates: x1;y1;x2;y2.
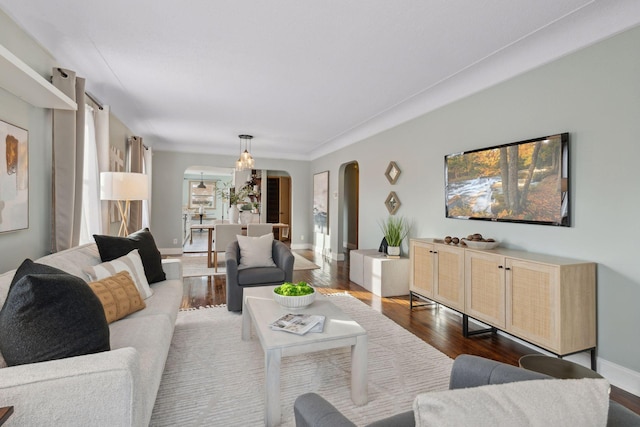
380;215;409;256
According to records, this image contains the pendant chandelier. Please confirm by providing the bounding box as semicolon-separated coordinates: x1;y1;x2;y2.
197;172;206;189
235;134;255;171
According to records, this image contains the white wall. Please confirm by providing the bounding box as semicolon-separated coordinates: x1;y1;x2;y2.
312;26;640;378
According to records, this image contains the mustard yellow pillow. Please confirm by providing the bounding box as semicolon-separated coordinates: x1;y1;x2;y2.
88;271;146;323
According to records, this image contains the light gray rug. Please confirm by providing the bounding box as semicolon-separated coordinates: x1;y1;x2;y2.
150;292;453;426
179;252;320;278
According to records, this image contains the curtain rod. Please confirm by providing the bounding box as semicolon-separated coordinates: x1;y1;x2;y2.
128;136;149;151
85;91;104;110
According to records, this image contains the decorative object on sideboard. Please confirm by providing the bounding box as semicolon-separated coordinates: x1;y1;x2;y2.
461;238;499;249
0;119;29;233
385;161;401;184
385;191;401;214
443;233;499;249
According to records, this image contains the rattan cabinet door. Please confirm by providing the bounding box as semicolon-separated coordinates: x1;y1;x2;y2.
505;259;559;351
410;240;434;299
464;250;506;329
433;244;465;311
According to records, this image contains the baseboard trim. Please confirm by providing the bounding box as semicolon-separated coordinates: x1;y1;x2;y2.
599;358;640;396
160;247;183;256
290;243;312;250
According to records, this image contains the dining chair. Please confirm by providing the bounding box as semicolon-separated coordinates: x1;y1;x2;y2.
212;224;242;271
246;223;274;237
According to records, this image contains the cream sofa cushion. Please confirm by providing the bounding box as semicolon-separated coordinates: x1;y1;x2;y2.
413;378;610;427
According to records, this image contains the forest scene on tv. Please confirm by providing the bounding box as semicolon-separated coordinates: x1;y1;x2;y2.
446;134;568;225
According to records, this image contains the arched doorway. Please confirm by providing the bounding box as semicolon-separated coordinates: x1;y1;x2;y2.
181;165;234;252
341;161;359;257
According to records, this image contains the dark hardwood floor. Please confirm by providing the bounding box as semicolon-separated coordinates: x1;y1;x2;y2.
179;247;640;416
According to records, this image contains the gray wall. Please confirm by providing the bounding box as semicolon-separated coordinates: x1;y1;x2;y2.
0;10;56;273
312;26;640;374
149;151;311;250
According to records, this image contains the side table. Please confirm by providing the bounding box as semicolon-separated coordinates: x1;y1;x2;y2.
0;406;14;426
349;249;410;297
518;354;602;379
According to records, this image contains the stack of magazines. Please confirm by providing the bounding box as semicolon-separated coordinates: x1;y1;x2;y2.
270;313;326;335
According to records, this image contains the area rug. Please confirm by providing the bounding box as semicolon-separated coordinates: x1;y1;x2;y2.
150;292;453;426
179;251;320;278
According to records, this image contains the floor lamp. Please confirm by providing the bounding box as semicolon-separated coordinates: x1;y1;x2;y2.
100;172;149;236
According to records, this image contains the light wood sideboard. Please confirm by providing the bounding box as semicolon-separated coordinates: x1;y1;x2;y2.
410;238;597;367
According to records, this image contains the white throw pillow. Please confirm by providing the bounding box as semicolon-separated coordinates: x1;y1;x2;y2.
413;378;610;427
84;249;154;299
237;233;276;268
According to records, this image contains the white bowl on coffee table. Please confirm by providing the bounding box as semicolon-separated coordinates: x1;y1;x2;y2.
273;287;316;309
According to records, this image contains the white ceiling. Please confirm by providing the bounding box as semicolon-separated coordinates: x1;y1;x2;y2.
1;1;639;160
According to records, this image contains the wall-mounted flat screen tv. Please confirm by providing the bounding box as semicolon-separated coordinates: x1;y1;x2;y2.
445;133;569;226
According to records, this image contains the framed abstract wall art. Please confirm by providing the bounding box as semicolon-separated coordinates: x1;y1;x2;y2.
0;119;29;233
313;171;329;234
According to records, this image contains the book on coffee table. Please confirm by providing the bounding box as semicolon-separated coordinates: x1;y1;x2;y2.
270;313;326;335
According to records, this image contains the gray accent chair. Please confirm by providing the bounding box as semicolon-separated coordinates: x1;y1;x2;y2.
225;239;295;311
294;354;640;427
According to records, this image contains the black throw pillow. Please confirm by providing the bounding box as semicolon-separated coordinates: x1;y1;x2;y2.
0;268;110;366
10;258;67;287
93;228;166;283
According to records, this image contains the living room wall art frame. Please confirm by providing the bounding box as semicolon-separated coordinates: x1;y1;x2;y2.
188;180;216;209
313;171;329;234
0;119;29;233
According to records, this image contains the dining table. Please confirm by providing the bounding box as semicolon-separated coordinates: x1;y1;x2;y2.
189;223;290;268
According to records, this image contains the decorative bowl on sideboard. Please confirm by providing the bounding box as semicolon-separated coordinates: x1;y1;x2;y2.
461;239;500;250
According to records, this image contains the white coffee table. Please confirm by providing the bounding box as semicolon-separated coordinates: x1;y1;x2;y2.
242;286;368;427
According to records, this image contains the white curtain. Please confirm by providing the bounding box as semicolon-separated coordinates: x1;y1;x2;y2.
79;105;102;244
95;105;111;234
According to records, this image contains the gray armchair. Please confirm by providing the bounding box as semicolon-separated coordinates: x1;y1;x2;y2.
225;239;294;311
294;354;640;427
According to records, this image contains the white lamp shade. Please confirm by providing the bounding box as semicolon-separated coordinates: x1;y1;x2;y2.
100;172;149;201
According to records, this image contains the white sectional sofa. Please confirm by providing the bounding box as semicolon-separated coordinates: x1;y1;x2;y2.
0;243;183;426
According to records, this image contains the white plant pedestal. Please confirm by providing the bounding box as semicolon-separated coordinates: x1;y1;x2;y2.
349;249;410;297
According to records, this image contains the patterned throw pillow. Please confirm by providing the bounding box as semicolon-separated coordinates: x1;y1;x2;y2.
84;249;153;299
88;271;146;323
